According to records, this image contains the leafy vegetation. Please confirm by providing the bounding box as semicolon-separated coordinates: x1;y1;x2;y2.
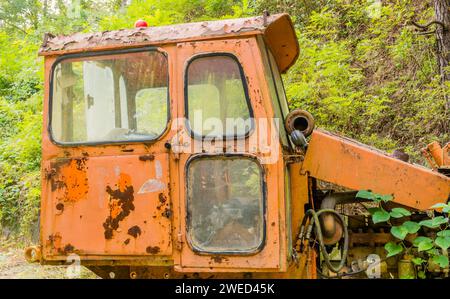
358;190;450;279
0;0;448;241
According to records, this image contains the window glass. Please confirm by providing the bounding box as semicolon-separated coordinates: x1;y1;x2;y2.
51;51;168;143
186;55;252;138
267;50;290;118
187;156;264;253
256;37;289;147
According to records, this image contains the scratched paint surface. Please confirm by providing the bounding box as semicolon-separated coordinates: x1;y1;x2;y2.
42;154;172;257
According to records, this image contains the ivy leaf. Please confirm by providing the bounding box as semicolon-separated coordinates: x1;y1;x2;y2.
432;255;449;268
418;239;434;252
390;208;411;218
375;194;393;202
412;236;432;248
419;216;448;228
435;236;450;250
384;242;403;258
402;221;421;234
372;209;390;224
437;230;450;237
356;190;374;200
412;257;424;266
430;203;450;213
431;203;447;209
391;225;408;240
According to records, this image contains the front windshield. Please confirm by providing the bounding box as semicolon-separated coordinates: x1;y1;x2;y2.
51;50;168;144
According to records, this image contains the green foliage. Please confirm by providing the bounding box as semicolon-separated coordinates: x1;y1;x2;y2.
432;255;449;268
366;191;450;277
402;221;421;234
372;208;391;224
391;225;408;240
0;94;42;238
385;242;403;257
419;216;448;228
279;0;448;164
356;190;393;202
390;208;411;218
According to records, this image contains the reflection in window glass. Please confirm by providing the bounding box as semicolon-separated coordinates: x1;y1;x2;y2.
135;88;168;138
51;51;168;143
186;55;252;137
187;156;264;253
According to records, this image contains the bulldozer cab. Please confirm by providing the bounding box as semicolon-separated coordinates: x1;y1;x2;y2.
38;13;300;274
36;13;449;279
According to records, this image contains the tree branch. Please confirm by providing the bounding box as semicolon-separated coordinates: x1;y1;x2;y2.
410;20;447;31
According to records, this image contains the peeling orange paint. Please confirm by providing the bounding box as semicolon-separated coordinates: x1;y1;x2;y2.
56;159;88;202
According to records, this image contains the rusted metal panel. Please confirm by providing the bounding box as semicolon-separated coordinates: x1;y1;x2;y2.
38;13;299;73
41;154;172;258
302;129;450;210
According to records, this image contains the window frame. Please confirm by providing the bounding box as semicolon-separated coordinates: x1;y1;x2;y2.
48;46;170;146
184;52;255;141
256;37;291;148
184;154;267;255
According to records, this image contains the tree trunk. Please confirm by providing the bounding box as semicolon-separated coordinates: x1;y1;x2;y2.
433;0;450;110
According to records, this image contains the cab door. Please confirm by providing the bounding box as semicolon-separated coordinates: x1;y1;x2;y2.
41;48;175;260
172;37;288;272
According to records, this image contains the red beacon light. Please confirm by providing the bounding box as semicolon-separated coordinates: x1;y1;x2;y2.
134;19;148;28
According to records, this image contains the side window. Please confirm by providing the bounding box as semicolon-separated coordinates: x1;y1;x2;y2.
186;156;265;253
51;50;169;144
257;36;289;147
267;50;290;118
186;54;253;138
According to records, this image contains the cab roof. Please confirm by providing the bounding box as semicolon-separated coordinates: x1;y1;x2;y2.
39;13;299;73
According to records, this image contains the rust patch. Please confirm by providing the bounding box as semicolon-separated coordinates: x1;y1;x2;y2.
61;244;75;255
56;203;64;212
46;233;62;253
103;173;135;240
162;208;172;219
50;158;89;202
146;246;161;254
212;256;223;263
158;193;167;203
128;225;142;238
45;168;57;180
139;154;155;162
156;193;168;211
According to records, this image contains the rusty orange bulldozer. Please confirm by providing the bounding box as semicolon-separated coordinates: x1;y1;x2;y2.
25;13;449;279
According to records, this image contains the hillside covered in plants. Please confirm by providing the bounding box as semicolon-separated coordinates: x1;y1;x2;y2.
0;0;448;241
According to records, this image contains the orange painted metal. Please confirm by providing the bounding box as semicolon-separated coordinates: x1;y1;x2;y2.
172;38;287;272
422;141;450;169
39;34;293;273
41;155;172;258
40;46;180;266
302;129;450;210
